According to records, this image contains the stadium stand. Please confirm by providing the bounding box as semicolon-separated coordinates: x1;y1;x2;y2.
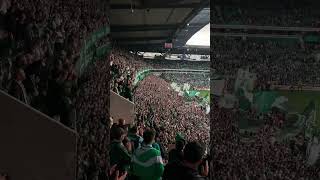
109;49;210;179
0;0;110;179
108;0;210;179
1;0;210;179
211;0;320;179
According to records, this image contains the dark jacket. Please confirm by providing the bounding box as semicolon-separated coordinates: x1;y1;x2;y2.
168;149;183;163
109;140;131;169
128;133;143;151
163;161;207;180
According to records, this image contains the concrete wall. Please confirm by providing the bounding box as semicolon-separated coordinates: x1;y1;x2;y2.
0;90;77;180
110;90;134;124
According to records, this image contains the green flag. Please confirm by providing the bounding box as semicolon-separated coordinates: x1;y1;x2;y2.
253;91;278;113
303;101;316;138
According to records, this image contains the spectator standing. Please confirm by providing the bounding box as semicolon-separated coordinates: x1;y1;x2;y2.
131;129;164;180
168;134;186;164
128;125;143;152
109;127;131;169
163;141;208;180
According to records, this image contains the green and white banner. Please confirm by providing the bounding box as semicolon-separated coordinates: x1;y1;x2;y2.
234;68;257;92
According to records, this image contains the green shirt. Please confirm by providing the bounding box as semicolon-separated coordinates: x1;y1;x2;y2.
131;144;164;180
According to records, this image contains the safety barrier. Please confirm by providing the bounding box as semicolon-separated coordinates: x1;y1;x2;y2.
0;90;77;180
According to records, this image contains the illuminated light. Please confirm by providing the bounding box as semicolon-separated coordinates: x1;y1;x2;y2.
186;23;210;47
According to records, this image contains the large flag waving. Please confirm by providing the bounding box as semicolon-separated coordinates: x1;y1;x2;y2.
253;91;288;114
303;101;317;139
234;68;256;110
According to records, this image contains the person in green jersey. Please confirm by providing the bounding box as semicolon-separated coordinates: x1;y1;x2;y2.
131;129;164;180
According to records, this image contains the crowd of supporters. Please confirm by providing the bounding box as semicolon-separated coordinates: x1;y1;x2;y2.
160;73;210;89
213;6;320;27
110;50;210;101
142;59;209;70
213;37;320;87
110;49;209;148
0;0;108;124
0;0;110;179
134;75;209;148
110;50;148;101
211;35;320;178
0;1;211;179
210;102;320;179
109;49;210;179
109;120;209;180
76;59;109;180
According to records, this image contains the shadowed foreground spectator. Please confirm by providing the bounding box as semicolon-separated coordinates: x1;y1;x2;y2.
163;141;208;180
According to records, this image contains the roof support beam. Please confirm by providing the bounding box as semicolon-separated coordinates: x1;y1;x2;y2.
212;24;320;32
111;24;178;32
112;36;168;42
170;0;210;40
111;23;206;32
212;32;301;39
110;3;208;9
117;43;210;55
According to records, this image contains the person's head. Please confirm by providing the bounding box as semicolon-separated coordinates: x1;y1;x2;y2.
15;68;26;81
176;139;186;152
16;55;27;68
129;125;138;134
113;127;126;142
0;173;9;180
123;136;130;146
143;129;156;145
183;141;205;166
118;118;125;125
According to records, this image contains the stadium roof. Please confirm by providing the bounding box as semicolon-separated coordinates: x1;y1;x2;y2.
110;0;210;54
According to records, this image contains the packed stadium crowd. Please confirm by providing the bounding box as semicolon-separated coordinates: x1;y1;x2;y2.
212;3;320;177
0;0;108;124
0;1;211;178
135;75;209;148
213;7;320;27
210;102;320;179
109;49;210;179
142;59;209;70
160;73;210;89
0;0;110;179
76;59;110;180
213;37;320;87
109;123;209;180
110;50;148;101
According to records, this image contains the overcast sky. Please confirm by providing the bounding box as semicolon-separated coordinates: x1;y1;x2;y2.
186;24;210;47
